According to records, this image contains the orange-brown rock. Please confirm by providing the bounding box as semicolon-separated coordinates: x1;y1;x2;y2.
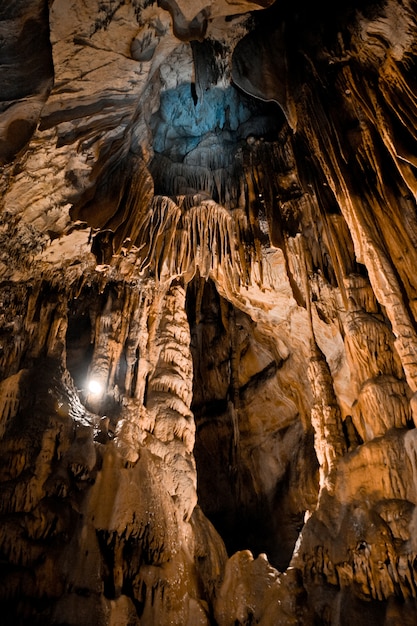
2;0;417;624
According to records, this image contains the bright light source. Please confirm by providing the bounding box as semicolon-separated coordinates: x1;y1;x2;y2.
87;379;103;396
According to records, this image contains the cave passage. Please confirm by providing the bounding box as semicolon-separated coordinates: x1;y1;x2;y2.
186;277;319;570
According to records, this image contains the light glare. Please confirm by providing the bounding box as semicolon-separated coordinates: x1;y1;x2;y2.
88;379;103;396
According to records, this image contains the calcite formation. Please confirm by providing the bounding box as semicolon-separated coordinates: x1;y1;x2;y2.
1;0;417;624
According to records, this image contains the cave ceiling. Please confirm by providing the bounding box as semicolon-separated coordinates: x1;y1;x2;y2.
2;0;417;624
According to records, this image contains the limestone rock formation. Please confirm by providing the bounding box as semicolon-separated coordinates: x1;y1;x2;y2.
2;0;417;624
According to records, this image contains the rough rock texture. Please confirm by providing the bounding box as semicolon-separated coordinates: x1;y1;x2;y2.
2;0;417;624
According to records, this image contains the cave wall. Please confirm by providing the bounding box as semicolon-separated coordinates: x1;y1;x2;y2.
2;0;417;624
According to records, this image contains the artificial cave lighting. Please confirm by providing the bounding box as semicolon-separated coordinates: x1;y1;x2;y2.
87;379;104;397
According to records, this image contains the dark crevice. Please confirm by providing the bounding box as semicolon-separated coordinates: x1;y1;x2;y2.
190;81;198;106
186;277;318;570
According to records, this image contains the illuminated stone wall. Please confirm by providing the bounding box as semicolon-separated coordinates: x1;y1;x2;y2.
2;0;417;624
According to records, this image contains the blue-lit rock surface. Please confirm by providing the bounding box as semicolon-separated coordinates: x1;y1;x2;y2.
152;85;252;152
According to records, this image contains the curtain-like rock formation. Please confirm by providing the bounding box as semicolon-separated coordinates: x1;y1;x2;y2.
2;0;417;624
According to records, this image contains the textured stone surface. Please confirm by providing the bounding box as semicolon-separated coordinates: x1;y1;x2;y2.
2;0;417;624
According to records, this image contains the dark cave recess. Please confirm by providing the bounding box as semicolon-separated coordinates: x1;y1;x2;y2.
186;277;319;570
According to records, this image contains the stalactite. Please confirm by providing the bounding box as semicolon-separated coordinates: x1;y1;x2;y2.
294;55;417;394
344;309;404;385
343;305;413;440
130;196;258;294
354;376;412;440
301;522;417;603
0;371;25;440
0;273;226;622
87;291;127;400
344;274;379;314
292;232;345;492
308;341;347;491
71;156;155;257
